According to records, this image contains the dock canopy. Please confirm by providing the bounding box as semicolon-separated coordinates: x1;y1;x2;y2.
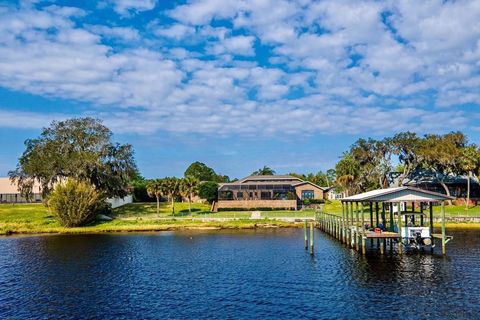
341;186;455;203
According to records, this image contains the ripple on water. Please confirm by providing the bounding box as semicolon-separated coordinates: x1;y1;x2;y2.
0;229;479;319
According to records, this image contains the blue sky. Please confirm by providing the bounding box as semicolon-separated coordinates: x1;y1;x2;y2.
0;0;480;179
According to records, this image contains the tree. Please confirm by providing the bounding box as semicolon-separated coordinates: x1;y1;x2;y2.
184;162;217;182
146;179;164;216
198;181;219;203
181;176;199;216
163;177;181;215
252;166;275;175
419;132;467;200
130;173;154;202
326;169;336;187
9;118;137;199
391;132;421;186
335;153;360;196
460;145;480;209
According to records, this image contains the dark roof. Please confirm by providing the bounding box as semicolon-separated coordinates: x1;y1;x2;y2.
219;175;326;190
237;175;302;183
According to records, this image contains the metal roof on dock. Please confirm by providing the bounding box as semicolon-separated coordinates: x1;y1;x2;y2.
341;186;454;203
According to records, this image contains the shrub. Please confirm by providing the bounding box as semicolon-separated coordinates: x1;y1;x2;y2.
47;179;104;227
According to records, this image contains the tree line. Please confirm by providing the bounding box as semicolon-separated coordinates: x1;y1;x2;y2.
335;131;480;205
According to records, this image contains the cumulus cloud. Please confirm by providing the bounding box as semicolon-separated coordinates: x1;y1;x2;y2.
0;0;479;137
105;0;157;16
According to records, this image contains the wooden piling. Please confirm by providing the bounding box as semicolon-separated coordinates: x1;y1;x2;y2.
441;201;446;255
429;203;434;253
310;222;314;256
304;219;308;250
355;202;359;251
397;202;403;254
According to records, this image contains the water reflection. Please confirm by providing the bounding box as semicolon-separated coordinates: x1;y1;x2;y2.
0;229;479;319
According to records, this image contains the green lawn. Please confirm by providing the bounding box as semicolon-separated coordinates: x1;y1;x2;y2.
114;202;317;219
0;202;302;235
1;200;480;236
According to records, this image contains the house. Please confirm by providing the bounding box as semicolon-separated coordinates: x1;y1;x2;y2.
0;177;132;208
324;187;344;200
0;177;42;203
216;175;326;210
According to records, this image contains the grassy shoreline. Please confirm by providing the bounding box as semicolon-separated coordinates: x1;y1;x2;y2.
1;202;480;236
0;219;302;236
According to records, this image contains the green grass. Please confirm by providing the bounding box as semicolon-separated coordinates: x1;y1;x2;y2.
2;200;480;236
0;202;302;235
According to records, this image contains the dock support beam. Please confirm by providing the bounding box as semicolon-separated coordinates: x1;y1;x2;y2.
397;202;403;254
304;220;308;250
430;203;434;253
310;222;314;256
355;202;359;251
441;201;446;255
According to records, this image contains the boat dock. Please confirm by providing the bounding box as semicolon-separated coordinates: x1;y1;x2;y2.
312;186;454;255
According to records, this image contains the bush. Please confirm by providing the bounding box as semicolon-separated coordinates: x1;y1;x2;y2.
198;181;219;203
47;179;105;227
131;180;155;202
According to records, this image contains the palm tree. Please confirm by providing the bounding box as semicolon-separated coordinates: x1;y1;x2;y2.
181;176;199;216
163;177;181;215
146;179;163;217
252;165;275;176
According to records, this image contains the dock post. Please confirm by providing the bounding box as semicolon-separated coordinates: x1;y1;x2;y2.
350;202;354;248
355;202;359;251
341;202;345;243
304;220;308;250
441;201;446;255
362;236;366;255
397;202;403;254
429;202;434;253
310;222;314;256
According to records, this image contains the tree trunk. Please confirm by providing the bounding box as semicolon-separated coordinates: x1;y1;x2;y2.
156;195;160;217
440;182;453;205
188;193;192;217
171;196;175;215
466;171;471;210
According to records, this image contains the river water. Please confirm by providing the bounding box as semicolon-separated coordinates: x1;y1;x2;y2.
0;229;479;319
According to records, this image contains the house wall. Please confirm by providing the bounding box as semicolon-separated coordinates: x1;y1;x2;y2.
294;184;324;200
106;195;133;209
217;200;297;210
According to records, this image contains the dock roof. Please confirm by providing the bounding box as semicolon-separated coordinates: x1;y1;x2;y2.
341;186;455;203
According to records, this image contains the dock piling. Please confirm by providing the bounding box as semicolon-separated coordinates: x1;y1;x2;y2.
310;222;314;256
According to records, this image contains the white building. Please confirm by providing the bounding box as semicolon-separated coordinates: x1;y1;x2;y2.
0;177;42;203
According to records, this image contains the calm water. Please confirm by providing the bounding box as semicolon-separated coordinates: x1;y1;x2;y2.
0;229;479;320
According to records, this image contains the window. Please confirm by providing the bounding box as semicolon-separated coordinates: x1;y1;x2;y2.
261;191;271;200
237;192;243;199
301;190;315;200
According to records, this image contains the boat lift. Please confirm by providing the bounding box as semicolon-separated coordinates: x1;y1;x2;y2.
330;186;455;255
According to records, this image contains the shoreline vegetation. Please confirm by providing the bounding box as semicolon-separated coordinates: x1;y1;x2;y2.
2;201;480;236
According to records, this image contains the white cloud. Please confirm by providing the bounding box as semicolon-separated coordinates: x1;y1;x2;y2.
154;24;196;40
106;0;157;16
86;25;140;41
0;0;479;138
209;35;256;56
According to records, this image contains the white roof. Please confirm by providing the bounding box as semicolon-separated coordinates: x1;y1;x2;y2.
342;186;454;203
